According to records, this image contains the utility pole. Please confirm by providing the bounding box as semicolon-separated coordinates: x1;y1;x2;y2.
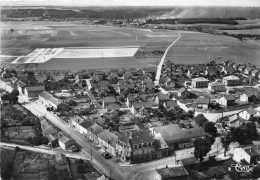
110;169;112;178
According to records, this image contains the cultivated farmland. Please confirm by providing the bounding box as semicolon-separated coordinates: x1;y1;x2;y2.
1;21;260;70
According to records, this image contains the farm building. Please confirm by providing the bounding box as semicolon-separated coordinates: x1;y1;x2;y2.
39;91;70;111
24;86;45;99
58;135;75;150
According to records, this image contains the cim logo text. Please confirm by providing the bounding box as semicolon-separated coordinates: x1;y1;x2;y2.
231;162;256;172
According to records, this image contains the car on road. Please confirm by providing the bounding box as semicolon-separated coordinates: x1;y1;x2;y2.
102;152;112;159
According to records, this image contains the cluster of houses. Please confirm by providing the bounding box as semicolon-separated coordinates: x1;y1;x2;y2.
69;114;208;163
154;140;260;180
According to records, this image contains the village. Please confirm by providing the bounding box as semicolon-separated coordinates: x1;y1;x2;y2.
1;59;260;180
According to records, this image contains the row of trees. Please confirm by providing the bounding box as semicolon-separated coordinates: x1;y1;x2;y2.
146;18;239;25
1;88;19;104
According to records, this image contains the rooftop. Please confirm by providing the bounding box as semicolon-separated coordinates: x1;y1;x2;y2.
192;77;209;82
223;75;240;80
154;124;207;142
156;166;189;178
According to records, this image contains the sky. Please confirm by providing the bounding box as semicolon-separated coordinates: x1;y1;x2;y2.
1;0;259;7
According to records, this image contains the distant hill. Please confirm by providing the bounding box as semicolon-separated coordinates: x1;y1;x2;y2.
1;6;260;20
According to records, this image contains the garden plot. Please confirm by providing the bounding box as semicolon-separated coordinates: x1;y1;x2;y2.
55;47;139;58
11;48;63;64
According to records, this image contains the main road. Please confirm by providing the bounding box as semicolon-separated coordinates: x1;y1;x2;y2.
154;33;182;86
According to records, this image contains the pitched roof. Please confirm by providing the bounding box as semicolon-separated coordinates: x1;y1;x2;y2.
103;96;116;103
25;86;45;92
223;75;240;80
59;135;74;144
156;166;189;178
209;82;225;86
71;116;85;124
80;120;95;129
39;91;61;106
118;130;154;145
154;124;207;142
158;93;170;101
246;108;257;115
177;88;187;94
192;77;209;82
87;123;103;135
224;94;235;101
97;130;118;148
165;100;178;108
195;97;210;104
107;103;120;111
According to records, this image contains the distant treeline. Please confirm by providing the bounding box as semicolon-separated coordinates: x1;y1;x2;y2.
145;18;244;25
1;8;170;20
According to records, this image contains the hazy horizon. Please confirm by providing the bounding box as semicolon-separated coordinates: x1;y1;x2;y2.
1;0;259;7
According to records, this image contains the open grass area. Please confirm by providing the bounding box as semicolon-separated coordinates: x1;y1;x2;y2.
166;31;260;65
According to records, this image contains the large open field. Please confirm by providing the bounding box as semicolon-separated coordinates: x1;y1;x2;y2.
1;21;260;70
166;31;260;65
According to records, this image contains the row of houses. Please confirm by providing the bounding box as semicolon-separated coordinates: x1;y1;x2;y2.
70;114;208;163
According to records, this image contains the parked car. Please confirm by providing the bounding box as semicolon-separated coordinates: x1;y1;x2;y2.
102;152;112;159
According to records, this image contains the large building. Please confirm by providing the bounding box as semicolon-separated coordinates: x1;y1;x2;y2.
191;77;209;88
116;130;155;164
222;75;241;86
151;124;208;155
24;86;45;99
39;91;70;111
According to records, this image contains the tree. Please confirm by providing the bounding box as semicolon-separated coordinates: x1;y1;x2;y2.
10;88;19;104
194;138;211;162
1;162;13;179
194;114;209;127
204;122;218;137
229;122;258;145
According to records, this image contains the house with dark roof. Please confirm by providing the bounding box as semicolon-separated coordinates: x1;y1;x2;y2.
155;165;189;180
97;130;118;156
24;86;45;99
116;130;155;163
237;65;246;72
106;103;121;113
195;97;210;110
156;93;170;105
239;108;257;120
151;124;208;154
102;96;117;108
176;88;190;99
219;94;235;107
131;101;153;116
163;100;178;111
222;65;235;75
251;69;259;77
71;115;85;131
58;135;75;150
39;91;70;111
240;92;258;103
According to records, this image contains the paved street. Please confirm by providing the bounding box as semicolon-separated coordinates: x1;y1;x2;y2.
0;79;196;180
